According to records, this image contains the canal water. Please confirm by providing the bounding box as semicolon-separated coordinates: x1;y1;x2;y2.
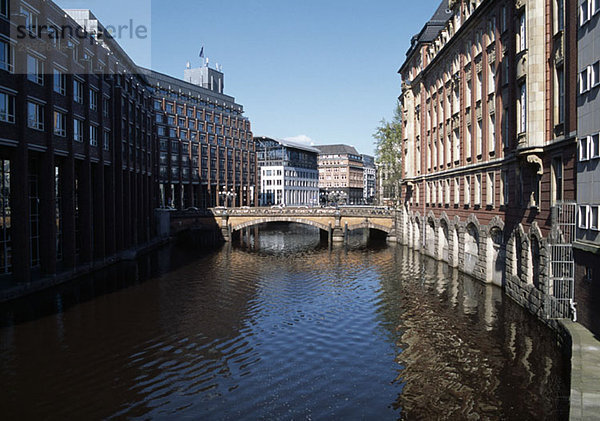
0;224;569;419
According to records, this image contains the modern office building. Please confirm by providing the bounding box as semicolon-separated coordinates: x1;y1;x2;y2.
255;137;319;206
0;3;155;284
575;0;600;335
316;144;364;205
145;64;257;209
362;154;376;204
398;0;578;320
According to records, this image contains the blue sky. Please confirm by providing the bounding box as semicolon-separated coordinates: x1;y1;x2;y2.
57;0;438;156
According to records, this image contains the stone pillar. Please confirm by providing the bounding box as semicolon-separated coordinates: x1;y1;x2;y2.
39;153;57;276
332;211;344;242
61;157;76;270
221;212;231;241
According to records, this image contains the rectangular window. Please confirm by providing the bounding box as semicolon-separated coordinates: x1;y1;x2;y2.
556;0;564;32
501;6;507;33
445;180;450;205
501;170;509;206
476;72;482;102
1;0;8;18
580;67;590;94
519;82;527;133
503;56;509;85
27;102;44;130
454;178;460;205
465;176;471;206
579;205;589;229
591;206;600;231
557;66;565;124
489;113;496;154
466;124;472;160
53;69;66;95
503;107;509;149
27;55;44;85
74;119;84;142
592;62;600;87
0;40;12;73
591;133;600;159
518;11;526;52
476;119;483;156
53;111;66;137
0;92;15;123
487;172;495;206
475;174;482;206
89;89;98;111
580;136;590;161
488;62;496;95
74;80;83;104
103;131;110;151
103;98;109;117
90;125;98;146
552;157;563;204
580;0;590;25
20;6;38;34
594;0;600;15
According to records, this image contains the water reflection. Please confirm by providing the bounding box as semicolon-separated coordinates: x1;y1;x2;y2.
0;224;568;419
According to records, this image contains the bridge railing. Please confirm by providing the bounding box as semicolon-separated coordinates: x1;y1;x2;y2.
208;206;395;217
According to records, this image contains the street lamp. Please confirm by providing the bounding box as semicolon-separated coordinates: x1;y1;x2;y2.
219;188;237;208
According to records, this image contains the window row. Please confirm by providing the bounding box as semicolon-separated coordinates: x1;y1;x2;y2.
580;0;600;26
578;205;600;231
421;172;507;208
579;61;600;94
578;133;600;161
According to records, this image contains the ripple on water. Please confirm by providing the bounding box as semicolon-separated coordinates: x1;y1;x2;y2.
0;224;569;420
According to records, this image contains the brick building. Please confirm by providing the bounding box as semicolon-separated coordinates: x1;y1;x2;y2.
316;144;364;205
0;3;155;284
398;0;578;320
145;65;256;209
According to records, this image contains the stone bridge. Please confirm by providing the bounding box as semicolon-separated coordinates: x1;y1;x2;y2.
169;207;398;243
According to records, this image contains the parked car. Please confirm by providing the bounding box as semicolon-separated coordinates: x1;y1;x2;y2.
186;207;199;212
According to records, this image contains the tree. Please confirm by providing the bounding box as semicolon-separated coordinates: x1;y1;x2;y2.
374;102;403;205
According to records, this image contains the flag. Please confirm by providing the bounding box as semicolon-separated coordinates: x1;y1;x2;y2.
199;46;204;58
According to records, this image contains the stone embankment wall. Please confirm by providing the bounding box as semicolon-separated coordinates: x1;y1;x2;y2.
394;207;563;323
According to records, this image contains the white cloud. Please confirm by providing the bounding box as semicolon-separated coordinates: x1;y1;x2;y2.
283;135;315;146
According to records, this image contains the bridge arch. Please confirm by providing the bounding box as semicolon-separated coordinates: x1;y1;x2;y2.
346;221;392;235
231;217;331;233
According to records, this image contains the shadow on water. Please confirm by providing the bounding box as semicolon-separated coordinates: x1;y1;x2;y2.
0;243;221;329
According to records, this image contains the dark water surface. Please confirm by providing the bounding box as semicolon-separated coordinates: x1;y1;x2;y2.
0;224;569;419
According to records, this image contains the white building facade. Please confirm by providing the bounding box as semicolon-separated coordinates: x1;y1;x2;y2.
256;137;319;206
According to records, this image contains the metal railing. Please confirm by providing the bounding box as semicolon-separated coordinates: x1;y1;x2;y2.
545;202;577;320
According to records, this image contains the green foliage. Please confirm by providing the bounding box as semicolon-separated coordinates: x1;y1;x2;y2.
374;102;403;201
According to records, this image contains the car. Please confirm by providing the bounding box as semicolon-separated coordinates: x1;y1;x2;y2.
186;206;199;212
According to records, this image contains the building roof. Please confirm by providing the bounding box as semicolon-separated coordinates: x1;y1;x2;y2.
399;1;453;73
314;144;360;156
255;137;320;154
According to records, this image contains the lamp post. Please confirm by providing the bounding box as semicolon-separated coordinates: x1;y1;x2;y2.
219;188;237;208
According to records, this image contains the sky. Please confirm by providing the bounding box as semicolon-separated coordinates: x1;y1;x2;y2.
56;0;439;156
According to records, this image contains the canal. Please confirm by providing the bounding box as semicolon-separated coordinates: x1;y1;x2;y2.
0;224;569;419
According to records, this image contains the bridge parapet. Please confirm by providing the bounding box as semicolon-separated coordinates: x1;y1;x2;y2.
210;207;395;218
